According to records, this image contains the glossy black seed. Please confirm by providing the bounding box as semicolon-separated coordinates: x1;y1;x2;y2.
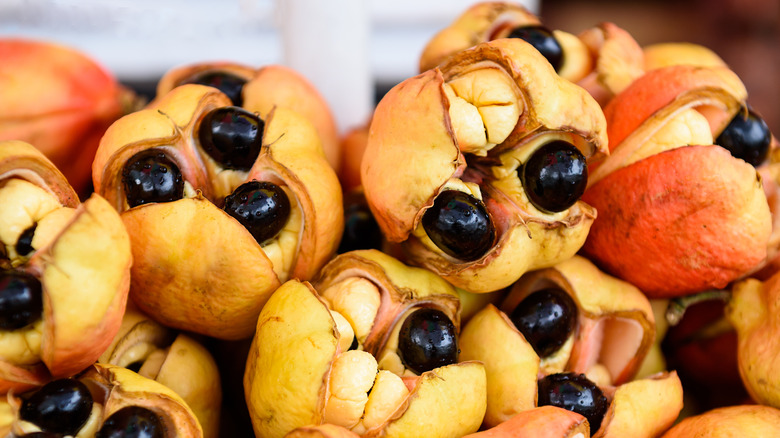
349;335;359;351
421;190;494;261
716;106;772;167
398;308;458;375
506;25;563;71
198;107;264;171
20;379;93;436
96;406;164;438
180;71;247;106
538;373;609;434
122;150;184;208
338;199;383;254
16;224;37;257
0;271;43;330
521;141;587;213
509;288;577;358
224;181;291;244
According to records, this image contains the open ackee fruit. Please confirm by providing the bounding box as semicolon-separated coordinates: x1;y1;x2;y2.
459;256;682;436
0;140;132;394
92;83;343;340
362;37;608;294
99;304;222;438
419;1;645;106
582;64;774;298
155;62;341;174
244;259;487;438
5;363;202;437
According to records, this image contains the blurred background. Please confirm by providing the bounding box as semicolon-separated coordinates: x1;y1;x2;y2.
1;0;778;132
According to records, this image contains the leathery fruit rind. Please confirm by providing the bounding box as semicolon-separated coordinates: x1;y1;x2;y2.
0;38;137;195
0;141;131;393
725;273;780;409
99;304;222;438
460;255;655;427
243;279;486;438
463;405;589;438
583;145;771;298
362;38;607;294
92;84;342;339
155;62;341;173
660;405;780;438
312;249;461;358
7;363;203;437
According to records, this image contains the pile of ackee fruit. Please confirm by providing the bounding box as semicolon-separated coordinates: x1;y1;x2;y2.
1;2;779;437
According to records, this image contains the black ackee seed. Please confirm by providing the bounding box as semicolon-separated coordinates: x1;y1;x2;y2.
15;224;37;257
96;406;164;438
398;308;459;375
20;379;93;436
421;190;494;262
509;288;578;358
198;107;264;171
179;70;247;106
223;181;291;245
716;106;772;167
338;198;383;254
521;141;587;213
122;150;184;208
506;25;564;71
537;373;609;434
0;271;43;330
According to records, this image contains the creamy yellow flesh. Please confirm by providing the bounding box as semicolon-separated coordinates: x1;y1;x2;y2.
445;67;523;156
0;179;74;364
320;277;381;345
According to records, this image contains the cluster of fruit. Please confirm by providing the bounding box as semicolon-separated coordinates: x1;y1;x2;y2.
1;1;779;437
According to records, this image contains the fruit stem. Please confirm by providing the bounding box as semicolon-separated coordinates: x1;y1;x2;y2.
665;290;731;326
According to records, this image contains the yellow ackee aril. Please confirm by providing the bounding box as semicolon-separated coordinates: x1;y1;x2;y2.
354;370;409;434
0;319;43;365
321;277;381;345
0;178;62;261
323;350;378;429
330;310;356;353
444;67;522;156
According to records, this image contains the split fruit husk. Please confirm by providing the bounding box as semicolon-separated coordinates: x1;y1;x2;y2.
362;38;607;293
244;278;486;438
7;363;202;437
155;62;341;173
582;64;772;298
99;304;221;438
661;405;780;438
725;272;780;409
418;2;644;106
92;84;342;339
0;140;131;393
464;405;589;438
459;255;682;436
0;38;138;195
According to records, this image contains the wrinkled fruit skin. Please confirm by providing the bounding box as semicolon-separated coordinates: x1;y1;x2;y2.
7;364;203;437
0;38;136;195
362;38;607;294
582;65;772;298
0;141;131;394
92;84;343;339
